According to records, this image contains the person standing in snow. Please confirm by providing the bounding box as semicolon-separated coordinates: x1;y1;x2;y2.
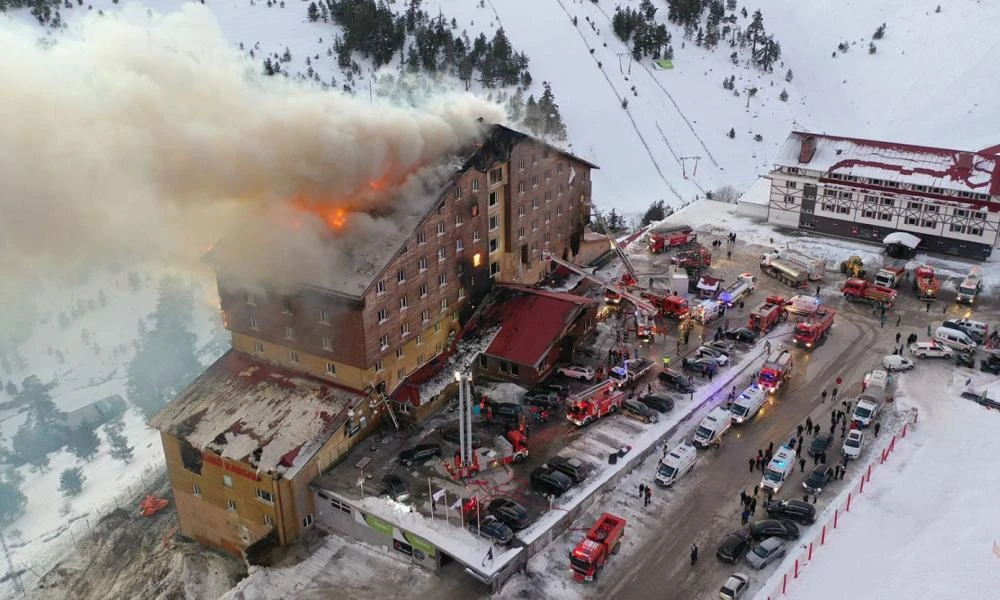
874;422;881;437
799;457;806;472
638;482;646;499
690;544;699;565
749;457;756;472
644;486;652;507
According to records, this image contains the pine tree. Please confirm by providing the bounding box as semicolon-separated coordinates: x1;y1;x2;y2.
727;127;736;138
746;9;765;55
537;82;567;140
67;425;101;461
779;89;788;101
0;473;27;526
641;199;668;226
5;380;17;397
785;69;793;82
307;1;319;22
873;23;886;40
59;467;85;497
524;95;541;134
105;421;134;463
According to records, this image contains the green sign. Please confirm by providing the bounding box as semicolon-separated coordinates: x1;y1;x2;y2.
403;531;436;558
363;513;394;537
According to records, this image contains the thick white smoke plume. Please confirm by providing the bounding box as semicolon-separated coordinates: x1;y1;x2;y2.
0;5;505;289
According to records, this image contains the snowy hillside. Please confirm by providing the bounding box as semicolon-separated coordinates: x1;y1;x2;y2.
5;0;999;216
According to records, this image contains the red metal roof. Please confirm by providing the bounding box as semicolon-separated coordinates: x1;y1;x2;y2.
484;286;596;366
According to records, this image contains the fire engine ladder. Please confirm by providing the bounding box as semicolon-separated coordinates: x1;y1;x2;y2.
370;387;401;430
592;208;638;285
541;251;659;317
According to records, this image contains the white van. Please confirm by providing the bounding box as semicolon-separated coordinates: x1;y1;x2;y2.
729;386;766;424
692;407;732;449
655;443;697;487
761;445;797;492
863;369;889;395
951;318;988;342
934;326;977;352
852;397;881;428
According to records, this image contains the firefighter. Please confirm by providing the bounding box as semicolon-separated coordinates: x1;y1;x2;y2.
662;355;671;368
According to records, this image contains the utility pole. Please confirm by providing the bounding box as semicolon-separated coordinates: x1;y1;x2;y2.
616;52;633;75
743;87;754;110
0;528;24;597
680;156;701;179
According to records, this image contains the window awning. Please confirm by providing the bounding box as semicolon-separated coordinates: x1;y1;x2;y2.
883;232;921;249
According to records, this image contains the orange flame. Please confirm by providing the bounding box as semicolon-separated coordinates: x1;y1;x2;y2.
287;173;401;231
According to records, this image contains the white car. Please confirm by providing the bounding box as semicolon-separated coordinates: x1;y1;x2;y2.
909;341;954;359
842;429;864;459
557;364;595;381
696;346;730;366
882;355;914;372
719;573;750;600
851;398;880;428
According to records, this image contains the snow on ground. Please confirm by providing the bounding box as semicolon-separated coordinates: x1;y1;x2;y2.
0;262;225;585
756;363;1000;600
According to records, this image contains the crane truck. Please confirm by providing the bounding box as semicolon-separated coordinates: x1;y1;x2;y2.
648;225;697;254
569;513;626;582
566;382;627;426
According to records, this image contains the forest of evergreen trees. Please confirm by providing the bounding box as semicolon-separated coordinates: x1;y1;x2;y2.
666;0;781;71
611;0;673;61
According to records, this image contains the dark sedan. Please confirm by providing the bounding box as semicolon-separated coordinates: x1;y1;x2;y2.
716;531;752;563
638;392;675;413
724;328;760;345
547;455;591;483
658;368;694;393
488;497;531;530
468;515;513;545
524;391;561;409
808;432;834;458
381;474;410;503
682;357;718;376
765;499;816;525
803;464;835;494
749;519;800;540
398;443;442;466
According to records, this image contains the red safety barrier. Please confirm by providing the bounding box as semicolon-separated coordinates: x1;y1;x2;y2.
834;509;839;528
821;525;827;544
901;423;907;438
889;436;896;452
782;573;788;594
794;559;800;578
880;448;887;464
860;474;866;493
808;541;814;560
847;492;852;512
866;463;872;482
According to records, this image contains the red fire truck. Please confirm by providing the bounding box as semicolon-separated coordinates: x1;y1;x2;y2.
841;278;897;306
643;293;690;319
569;513;627;582
566;382;627;427
747;296;788;333
913;265;940;300
648;226;697;254
793;307;836;349
758;350;793;393
669;245;712;271
444;430;528;480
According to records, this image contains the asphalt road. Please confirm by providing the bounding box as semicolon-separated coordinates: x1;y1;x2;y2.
422;236;1000;600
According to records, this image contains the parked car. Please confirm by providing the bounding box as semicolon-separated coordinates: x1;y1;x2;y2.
707;340;736;355
489;402;524;420
524;391;561;409
765;499;816;525
530;466;574;497
802;464;834;494
716;532;753;563
487;497;531;530
882;355;914;372
808;432;834;458
682;357;719;376
468;515;513;545
696;345;730;366
547;455;591;483
622;399;659;423
909;341;954;359
440;427;483;447
557;364;595;381
659;368;694;393
843;429;865;459
956;352;976;368
638;392;676;413
719;573;751;600
381;474;410;502
724;328;760;345
745;536;787;570
749;519;800;541
398;443;442;466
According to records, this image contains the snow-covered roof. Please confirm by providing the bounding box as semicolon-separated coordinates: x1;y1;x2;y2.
883;232;921;249
149;349;363;478
740;176;773;206
774;131;1000;199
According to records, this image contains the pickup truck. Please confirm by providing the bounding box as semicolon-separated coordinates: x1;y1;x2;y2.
610;359;655;388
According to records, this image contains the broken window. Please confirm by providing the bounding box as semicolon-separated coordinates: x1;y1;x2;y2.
180;440;203;475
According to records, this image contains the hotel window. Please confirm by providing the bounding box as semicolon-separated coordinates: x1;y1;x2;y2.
400;245;408;255
227;499;237;511
839;192;852;200
379;335;389;350
419;257;428;272
289;351;299;363
455;213;464;227
532;197;540;209
490;261;500;277
399;295;409;310
472;179;480;191
192;484;201;497
281;298;292;314
881;198;894;206
318;308;329;324
837;206;850;214
518;158;525;170
531;175;538;187
489;238;499;253
249;315;258;330
437;222;446;236
264;514;273;527
557;162;565;174
557;184;564;196
922;220;937;228
970;227;983;236
787;180;798;189
471;201;480;217
396;347;404;359
254;340;264;353
862;209;876;219
419;284;428;298
905;216;919;226
284;326;295;340
824;189;836;197
532;219;539;232
321;336;333;351
489;191;499;207
401;323;410;337
545;211;551;224
879;213;892;222
454;186;463;199
434;322;441;333
455;238;464;252
396;368;405;379
557;204;563;216
438;273;447;287
256;489;274;505
955;209;968;217
378;308;388;323
489;168;503;185
924;205;939;213
518;226;525;239
397;268;406;283
376;280;386;295
417;231;426;245
245;292;255;306
440;298;448;312
545;169;552;180
518;203;525;217
326;362;337;375
543;191;551;203
438;248;447;262
489;215;499;230
557;225;563;236
784;196;795;204
416;334;424;346
458;287;466;300
518;181;525;194
421;310;430;324
223;474;233;488
473;229;481;242
375;360;384;373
